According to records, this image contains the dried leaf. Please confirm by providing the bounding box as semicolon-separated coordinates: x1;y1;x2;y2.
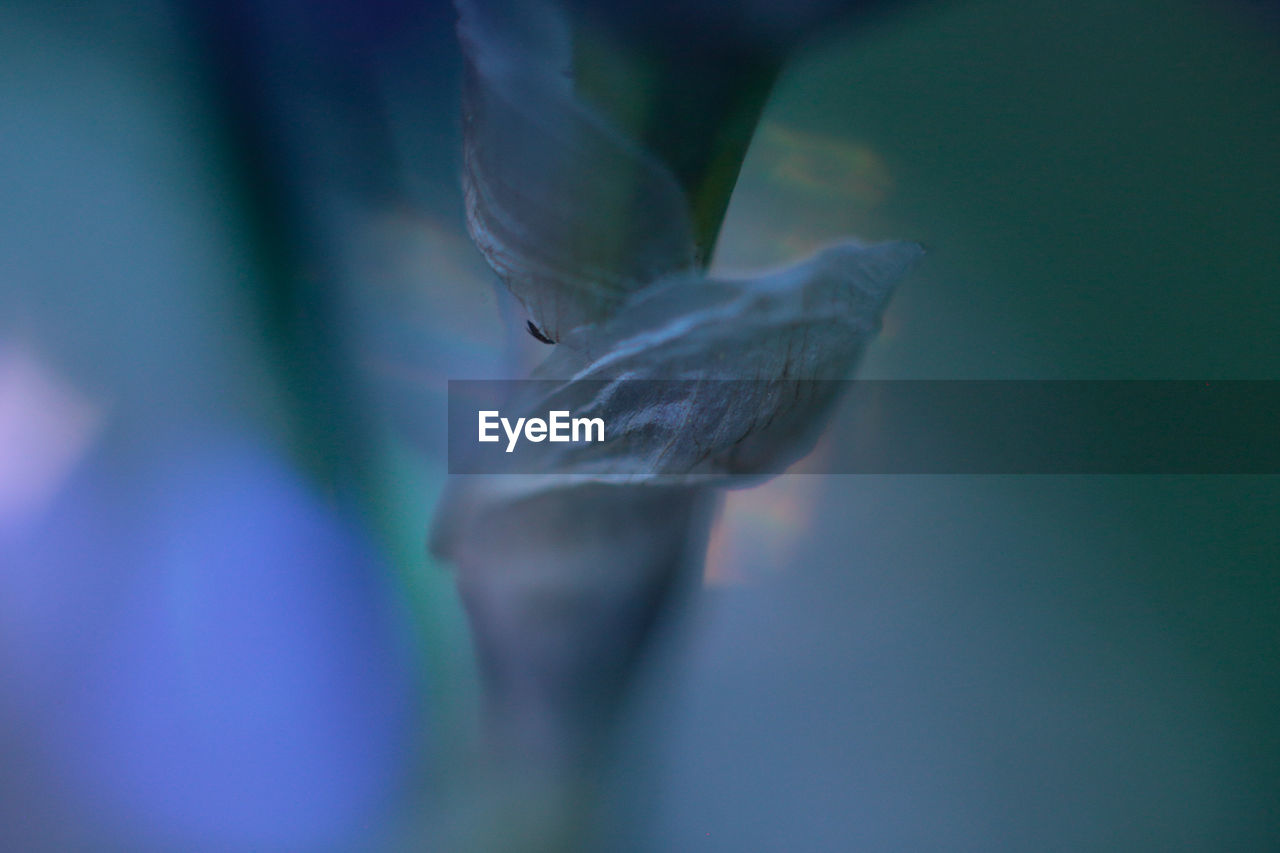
458;0;698;342
520;239;922;478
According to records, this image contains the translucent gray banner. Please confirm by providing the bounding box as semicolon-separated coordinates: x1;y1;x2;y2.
447;380;1280;475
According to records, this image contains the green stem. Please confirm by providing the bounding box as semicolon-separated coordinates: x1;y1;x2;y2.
571;25;780;264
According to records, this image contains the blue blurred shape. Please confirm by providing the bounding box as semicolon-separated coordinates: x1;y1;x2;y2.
3;435;418;850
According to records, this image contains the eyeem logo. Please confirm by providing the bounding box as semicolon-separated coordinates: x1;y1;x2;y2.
478;410;605;452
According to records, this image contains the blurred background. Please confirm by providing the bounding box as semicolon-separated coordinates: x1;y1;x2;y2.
1;0;1277;849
